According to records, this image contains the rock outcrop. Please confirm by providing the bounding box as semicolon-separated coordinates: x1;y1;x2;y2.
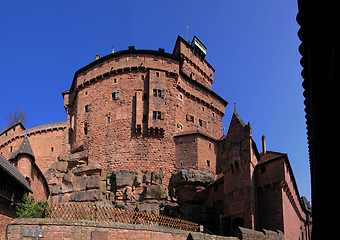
171;169;215;204
46;155;215;214
45;151;101;203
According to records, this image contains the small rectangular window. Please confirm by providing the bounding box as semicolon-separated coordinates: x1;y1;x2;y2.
107;116;111;124
115;56;120;62
51;147;54;152
141;75;145;80
186;114;194;123
156;72;159;77
153;89;165;98
207;160;210;167
154;56;158;61
153;111;164;120
160;89;165;98
199;119;207;128
85;104;90;112
112;91;120;100
84;123;88;135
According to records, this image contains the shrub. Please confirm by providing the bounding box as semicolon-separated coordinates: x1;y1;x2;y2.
16;193;48;218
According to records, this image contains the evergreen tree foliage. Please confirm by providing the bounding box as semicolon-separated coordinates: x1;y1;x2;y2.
16;193;47;218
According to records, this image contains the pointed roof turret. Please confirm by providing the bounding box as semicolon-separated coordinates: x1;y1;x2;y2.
225;104;252;140
229;103;246;128
9;136;35;162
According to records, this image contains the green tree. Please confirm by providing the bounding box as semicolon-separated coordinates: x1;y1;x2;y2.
16;194;47;218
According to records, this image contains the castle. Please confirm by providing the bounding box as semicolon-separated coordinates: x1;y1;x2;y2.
0;36;311;239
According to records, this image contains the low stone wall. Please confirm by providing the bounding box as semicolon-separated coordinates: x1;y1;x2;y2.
5;218;230;240
235;227;284;240
4;218;284;240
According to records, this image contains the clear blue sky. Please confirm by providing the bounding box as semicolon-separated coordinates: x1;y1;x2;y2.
0;1;310;201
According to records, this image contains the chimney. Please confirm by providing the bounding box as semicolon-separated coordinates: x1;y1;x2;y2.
262;135;266;154
112;45;115;53
96;54;100;60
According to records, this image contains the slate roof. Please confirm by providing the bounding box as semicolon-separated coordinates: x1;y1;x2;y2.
232;109;246;127
0;154;32;192
301;196;312;213
9;136;35;162
258;151;286;165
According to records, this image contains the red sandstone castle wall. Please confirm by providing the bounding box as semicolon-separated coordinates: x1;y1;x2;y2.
0;124;25;159
174;133;218;174
255;155;310;240
173;38;214;89
282;159;308;240
13;155;49;201
0;37;312;240
0;122;67;174
63;42;226;183
0;38;226;188
222;113;257;231
256;159;285;232
68;55;181;182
